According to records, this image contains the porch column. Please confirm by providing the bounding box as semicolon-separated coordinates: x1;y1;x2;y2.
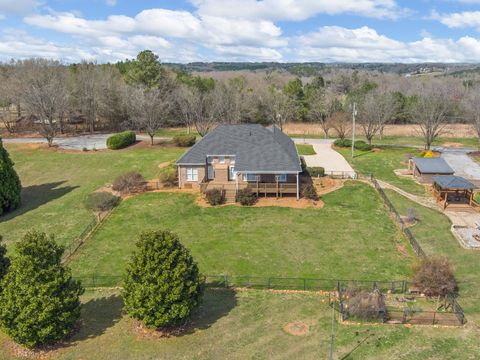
296;173;299;200
235;172;239;193
178;166;181;188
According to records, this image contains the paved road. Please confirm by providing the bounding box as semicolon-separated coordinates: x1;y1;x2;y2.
293;138;356;178
3;134;170;150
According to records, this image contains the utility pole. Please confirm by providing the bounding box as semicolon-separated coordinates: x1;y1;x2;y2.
329;297;335;360
351;102;357;159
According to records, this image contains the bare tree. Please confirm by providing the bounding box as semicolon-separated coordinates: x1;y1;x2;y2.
356;90;396;145
330;111;351;139
128;85;172;145
463;87;480;144
264;86;296;130
18;59;68;146
69;61;97;133
413;81;458;150
307;88;330;138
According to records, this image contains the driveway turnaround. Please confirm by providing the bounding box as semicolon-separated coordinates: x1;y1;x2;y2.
3;134;170;150
440;148;480;181
294;138;356;178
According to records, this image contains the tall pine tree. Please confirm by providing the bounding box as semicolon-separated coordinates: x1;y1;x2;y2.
0;138;21;215
0;231;84;348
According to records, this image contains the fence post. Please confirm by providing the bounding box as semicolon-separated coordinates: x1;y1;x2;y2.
267;277;271;289
432;311;436;325
303;278;306;291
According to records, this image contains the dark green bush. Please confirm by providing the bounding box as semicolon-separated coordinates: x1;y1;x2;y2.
307;167;325;177
83;192;120;212
0;139;21;215
205;188;225;206
301;184;318;200
112;172;146;194
0;235;9;285
236;188;257;206
300;156;307;173
107;131;136;150
123;230;204;329
0;231;84;348
333;138;372;151
159;165;178;187
354;140;373;151
334;138;352;148
173;135;196;147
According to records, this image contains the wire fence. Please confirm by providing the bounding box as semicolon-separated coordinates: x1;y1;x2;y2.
62;210;113;263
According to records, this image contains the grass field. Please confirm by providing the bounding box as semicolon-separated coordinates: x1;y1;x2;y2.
296;144;316;155
384;190;480;321
1;288;478;360
0;144;183;249
336;146;427;196
70;182;413;281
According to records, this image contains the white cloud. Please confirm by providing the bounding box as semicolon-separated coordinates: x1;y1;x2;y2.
0;0;39;16
192;0;406;21
105;0;117;6
432;10;480;31
293;26;480;63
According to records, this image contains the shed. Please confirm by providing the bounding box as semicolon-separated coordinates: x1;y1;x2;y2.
410;157;454;184
432;175;478;210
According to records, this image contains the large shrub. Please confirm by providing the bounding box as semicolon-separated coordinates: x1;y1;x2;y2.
307;167;325;177
301;184;318;200
205;188;225;206
159;165;178;187
0;235;9;284
354;140;373;152
412;257;457;297
173;135;196;147
236;188;257;206
112;172;146;194
333;138;372;151
123;230;204;329
0;139;21;215
107;131;136;150
0;231;84;348
333;138;352;148
83;192;120;212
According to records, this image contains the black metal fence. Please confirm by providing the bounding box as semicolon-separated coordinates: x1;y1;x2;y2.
366;174;426;258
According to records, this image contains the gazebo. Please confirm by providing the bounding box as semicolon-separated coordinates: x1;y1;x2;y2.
432;175;478;210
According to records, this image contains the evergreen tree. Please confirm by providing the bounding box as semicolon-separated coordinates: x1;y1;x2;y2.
0;235;9;282
0;138;21;215
123;230;204;329
125;50;164;88
0;231;84;348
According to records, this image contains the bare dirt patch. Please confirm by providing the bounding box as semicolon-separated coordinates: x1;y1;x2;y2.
196;195;324;209
283;321;309;336
131;319;194;341
312;177;344;196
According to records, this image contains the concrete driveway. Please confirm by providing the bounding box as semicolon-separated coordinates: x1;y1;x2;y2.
439;148;480;181
3;133;170;150
294;138;356;178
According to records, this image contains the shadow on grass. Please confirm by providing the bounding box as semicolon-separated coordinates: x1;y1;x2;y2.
73;294;123;341
185;289;237;335
0;181;78;222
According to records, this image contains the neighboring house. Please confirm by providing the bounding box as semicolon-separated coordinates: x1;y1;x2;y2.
409;157;454;184
176;124;302;200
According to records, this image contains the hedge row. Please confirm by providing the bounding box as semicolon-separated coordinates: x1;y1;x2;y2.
173;135;196;147
107;131;136;150
333;139;372;151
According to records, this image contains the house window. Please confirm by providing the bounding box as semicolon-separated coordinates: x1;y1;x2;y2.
244;173;257;182
186;167;198;182
277;174;287;182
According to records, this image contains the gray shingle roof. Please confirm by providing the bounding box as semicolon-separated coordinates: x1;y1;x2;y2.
432;175;477;190
176;124;301;173
413;157;454;174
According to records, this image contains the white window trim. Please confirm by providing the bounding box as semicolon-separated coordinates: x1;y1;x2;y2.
244;173;257;182
186;167;199;182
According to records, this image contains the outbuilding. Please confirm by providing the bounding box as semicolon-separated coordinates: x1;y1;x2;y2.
409;157;454;184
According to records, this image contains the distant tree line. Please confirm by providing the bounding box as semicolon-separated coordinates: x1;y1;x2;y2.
1;50;479;149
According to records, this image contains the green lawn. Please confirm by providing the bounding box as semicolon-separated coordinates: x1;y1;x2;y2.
336;146;427;196
2;288;478;360
70;182;413;281
0;144;184;249
296;144;316;155
384;190;480;321
155;127;200;138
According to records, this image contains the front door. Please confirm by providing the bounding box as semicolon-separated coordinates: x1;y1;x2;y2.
208;165;214;180
229;166;236;180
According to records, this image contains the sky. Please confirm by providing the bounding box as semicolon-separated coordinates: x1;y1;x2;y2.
1;0;480;63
